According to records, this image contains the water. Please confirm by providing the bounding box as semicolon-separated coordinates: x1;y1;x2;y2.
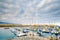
39;32;58;38
41;32;51;37
0;28;16;40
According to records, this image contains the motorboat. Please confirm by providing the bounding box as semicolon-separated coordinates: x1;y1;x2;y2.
15;31;26;37
9;28;26;37
23;29;30;33
51;29;59;35
37;29;41;34
37;29;42;36
42;28;50;33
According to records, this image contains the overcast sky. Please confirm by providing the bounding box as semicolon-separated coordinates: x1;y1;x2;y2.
0;0;60;25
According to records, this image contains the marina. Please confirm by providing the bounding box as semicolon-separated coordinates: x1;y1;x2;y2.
0;0;60;40
0;26;60;40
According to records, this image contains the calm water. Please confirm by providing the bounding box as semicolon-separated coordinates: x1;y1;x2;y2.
0;28;16;40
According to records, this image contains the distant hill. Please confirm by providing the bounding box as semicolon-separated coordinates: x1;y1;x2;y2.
0;22;11;24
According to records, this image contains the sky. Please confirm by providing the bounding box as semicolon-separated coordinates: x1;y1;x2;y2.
0;0;60;25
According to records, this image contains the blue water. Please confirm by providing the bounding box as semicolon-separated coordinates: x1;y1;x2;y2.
39;31;58;38
0;28;16;40
41;33;51;37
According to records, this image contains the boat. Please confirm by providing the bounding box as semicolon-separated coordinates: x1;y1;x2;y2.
9;28;26;37
42;28;50;33
23;29;30;33
15;31;26;37
37;29;42;36
51;29;59;35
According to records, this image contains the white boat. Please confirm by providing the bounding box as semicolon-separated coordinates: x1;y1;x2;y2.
9;28;26;37
23;29;30;33
15;31;26;37
42;28;50;33
51;29;59;34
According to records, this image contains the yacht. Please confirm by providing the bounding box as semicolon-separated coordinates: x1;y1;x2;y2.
23;29;30;33
42;28;50;33
51;29;59;35
9;28;26;37
15;31;26;37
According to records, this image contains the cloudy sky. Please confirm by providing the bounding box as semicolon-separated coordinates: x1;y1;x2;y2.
0;0;60;25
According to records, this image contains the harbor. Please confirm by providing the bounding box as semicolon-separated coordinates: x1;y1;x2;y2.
0;0;60;40
0;25;60;40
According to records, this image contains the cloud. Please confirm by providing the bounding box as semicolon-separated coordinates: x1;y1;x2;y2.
0;0;60;24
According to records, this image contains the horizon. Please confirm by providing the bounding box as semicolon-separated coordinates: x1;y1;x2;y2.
0;22;60;26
